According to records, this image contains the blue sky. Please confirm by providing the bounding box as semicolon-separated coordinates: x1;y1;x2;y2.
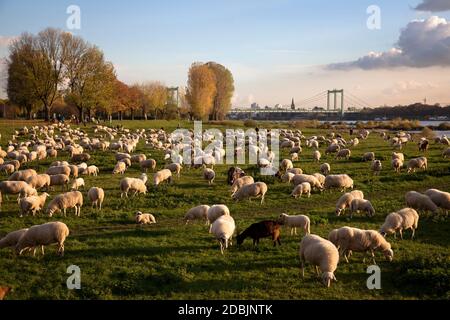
1;0;450;107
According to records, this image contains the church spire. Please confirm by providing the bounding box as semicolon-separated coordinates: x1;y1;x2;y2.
291;98;295;110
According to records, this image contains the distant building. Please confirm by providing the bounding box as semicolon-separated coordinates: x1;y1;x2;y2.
251;103;260;110
291;98;296;110
274;103;282;109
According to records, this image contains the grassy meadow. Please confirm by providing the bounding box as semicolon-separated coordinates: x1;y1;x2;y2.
0;119;449;300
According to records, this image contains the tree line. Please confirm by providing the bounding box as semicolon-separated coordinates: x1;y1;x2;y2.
4;28;234;121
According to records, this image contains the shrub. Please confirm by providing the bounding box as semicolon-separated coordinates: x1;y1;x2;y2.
244;119;257;127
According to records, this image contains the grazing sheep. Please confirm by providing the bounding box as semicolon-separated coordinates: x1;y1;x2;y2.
120;174;148;198
292;174;323;191
325;143;340;155
230;176;254;196
50;161;69;167
70;153;91;163
335;190;364;216
47;148;57;158
18;192;50;217
392;152;405;162
392;158;403;173
362;152;375;162
278;213;310;236
46;191;83;217
211;215;236;254
380;208;419;239
153;169;172;187
324;174;354;192
349;199;375;218
68;165;79;178
0;181;36;199
329;227;393;264
85;165;99;176
442;148;450;159
203;167;215;185
15;221;69;257
335;149;351;160
46;165;71;177
49;174;70;191
418;139;429;152
299;234;339;287
131;154;146;164
184;205;210;225
232;182;268;204
281;172;295;183
70;178;85;191
0;163;15;175
165;163;182;178
313;150;321;162
140;159;157;172
320;163;331;175
207;204;230;226
87;187;104;210
26;174;51;190
407;157;427;173
280;159;293;172
405;191;438;213
291;153;299;161
424;189;450;211
119;158;132;167
291;182;311;199
371;160;382;175
0;228;28;250
135;211;156;225
227;167;245;185
8;169;37;182
312;173;325;187
113;161;127;175
287;168;303;175
237;220;281;246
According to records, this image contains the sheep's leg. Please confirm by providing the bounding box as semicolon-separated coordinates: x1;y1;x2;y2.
41;246;45;256
399;229;403;240
260;194;265;205
63;208;67;217
78;205;81;217
371;251;376;265
294;228;298;236
290;228;294;236
411;228;415;240
315;266;320;277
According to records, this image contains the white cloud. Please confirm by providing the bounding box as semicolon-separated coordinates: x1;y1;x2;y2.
382;80;437;95
414;0;450;12
327;16;450;69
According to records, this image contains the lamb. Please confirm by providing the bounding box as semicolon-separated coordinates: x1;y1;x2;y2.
46;191;83;217
232;182;268;204
324;174;354;192
278;213;310;236
15;221;69;257
362;152;375;162
424;189;450;211
230;176;255;196
329;227;393;264
207;204;231;226
370;160;382;175
87;187;104;210
237;220;281;247
18;192;50;217
299;234;339;287
380;208;419;239
8;169;37;182
291;182;311;199
184;205;210;225
120;174;148;198
70;153;91;163
70;178;85;191
153;169;172;187
0;228;28;250
392;158;403;173
26;174;51;190
320;163;331;175
140;159;157;172
112;161;127;174
407;157;427;173
349;199;375;218
335;149;351;160
405;191;438;213
135;211;156;225
313;150;321;162
85;165;99;176
46;165;71;177
203;167;215;185
280;159;293;172
335;190;364;216
165;163;182;178
211;215;236;254
49;174;70;191
292;174;323;191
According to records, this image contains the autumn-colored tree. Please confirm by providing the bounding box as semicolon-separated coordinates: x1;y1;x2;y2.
112;80;141;120
206;62;234;120
139;81;168;120
186;63;217;120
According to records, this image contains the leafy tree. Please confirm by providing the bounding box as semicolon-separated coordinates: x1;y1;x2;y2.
186;63;216;120
206;62;234;120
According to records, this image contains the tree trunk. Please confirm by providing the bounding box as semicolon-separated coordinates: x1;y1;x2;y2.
44;105;50;122
131;109;134;120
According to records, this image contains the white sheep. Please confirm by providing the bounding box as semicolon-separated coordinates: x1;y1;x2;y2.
230;176;255;196
120;174;148;198
184;205;210;225
26;174;51;190
87;187;104;210
0;181;37;200
380;208;419;239
232;182;268;204
280;159;293;172
329;227;393;264
203;167;215;185
135;211;156;225
335;149;351;160
153;169;172;187
49;174;70;191
392;158;403;173
8;169;37;182
0;228;28;250
405;191;438;213
407;157;427;173
335;190;364;216
113;161;127;175
278;213;310;236
70;178;85;191
46;165;71;177
371;160;382;175
46;191;83;217
165;163;182;178
324;174;354;192
362;152;375;162
291;182;311;199
292;174;323;191
424;189;450;211
0;163;15;175
313;150;321;162
299;234;339;287
140;159;157;172
210;215;236;254
207;204;231;227
18;192;50;217
85;165;99;176
15;221;69;257
350;198;375;218
281;172;295;183
320;163;331;175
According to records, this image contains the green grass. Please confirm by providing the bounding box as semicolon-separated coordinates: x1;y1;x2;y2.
0;119;449;300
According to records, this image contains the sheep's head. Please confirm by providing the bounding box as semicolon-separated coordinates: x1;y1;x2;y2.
278;213;287;224
335;208;342;216
322;272;337;288
384;249;394;262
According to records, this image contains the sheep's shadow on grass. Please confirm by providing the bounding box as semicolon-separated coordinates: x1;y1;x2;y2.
72;228;171;241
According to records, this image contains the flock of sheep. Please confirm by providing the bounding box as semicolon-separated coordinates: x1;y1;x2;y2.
0;122;449;291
